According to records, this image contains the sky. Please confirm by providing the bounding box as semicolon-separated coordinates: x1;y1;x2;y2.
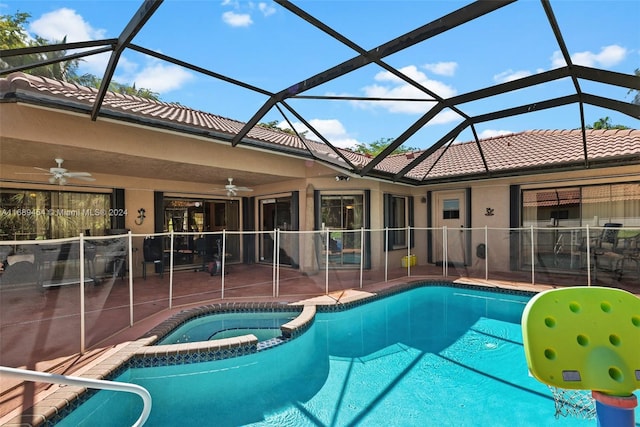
2;0;639;151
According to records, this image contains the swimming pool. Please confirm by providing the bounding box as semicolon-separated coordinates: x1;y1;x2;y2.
55;284;630;426
155;311;300;344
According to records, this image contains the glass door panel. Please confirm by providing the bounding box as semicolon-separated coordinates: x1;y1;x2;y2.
259;197;292;265
320;194;363;267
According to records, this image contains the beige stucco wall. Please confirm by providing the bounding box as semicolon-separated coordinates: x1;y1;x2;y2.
0;104;309;181
2;102;639;277
425;165;640;272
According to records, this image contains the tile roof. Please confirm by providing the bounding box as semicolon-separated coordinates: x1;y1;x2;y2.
402;129;640;180
1;72;639;184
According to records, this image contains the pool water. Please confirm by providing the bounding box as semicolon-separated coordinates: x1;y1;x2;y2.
57;285;635;426
155;312;299;344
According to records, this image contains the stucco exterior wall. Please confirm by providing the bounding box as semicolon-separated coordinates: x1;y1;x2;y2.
1;102;639;278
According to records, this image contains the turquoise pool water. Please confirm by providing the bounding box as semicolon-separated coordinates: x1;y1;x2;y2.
156;311;299;344
56;285;635;426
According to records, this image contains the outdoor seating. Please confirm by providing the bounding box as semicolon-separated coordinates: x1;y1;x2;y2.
142;236;164;279
612;230;640;282
95;239;127;281
33;242;96;287
588;223;622;279
194;236;212;272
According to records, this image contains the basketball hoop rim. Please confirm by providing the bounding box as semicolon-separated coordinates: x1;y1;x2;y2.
591;391;638;409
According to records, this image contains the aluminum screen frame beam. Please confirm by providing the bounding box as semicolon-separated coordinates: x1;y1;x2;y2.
231;0;515;147
90;0;164;120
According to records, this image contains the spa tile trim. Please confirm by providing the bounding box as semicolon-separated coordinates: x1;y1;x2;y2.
130;334;259;367
281;305;316;339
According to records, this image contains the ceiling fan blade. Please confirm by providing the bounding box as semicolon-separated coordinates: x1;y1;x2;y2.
16;172;51;175
72;176;96;182
64;172;92;178
234;187;253;192
15;167;52;175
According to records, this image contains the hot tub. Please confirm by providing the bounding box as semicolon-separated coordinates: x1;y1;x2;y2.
155;309;301;345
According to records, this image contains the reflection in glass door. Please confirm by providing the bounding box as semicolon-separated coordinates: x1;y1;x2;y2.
163;197;241;267
208;200;240;263
259;197;293;265
320;194;363;267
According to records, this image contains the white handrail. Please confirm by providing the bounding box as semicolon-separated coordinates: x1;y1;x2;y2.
0;366;152;427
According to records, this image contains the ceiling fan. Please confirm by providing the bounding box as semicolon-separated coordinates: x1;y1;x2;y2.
21;158;95;185
213;178;253;196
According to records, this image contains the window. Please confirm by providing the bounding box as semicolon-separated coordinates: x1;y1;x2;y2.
581;183;640;227
521;184;640;227
260;196;294;264
518;183;640;271
163;196;241;264
320;194;363;230
0;189;110;240
392;195;407;246
522;188;579;226
443;198;460;219
384;194;414;249
319;194;364;266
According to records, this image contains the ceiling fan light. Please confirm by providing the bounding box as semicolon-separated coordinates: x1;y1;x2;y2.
49;177;56;184
59;177;67;185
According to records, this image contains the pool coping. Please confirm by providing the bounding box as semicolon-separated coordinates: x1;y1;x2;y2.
15;279;538;426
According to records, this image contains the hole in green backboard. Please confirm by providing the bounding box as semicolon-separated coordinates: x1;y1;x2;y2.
544;348;556;360
600;301;612;313
544;317;556;328
576;334;589;347
608;367;623;382
569;302;581;313
632;316;640;327
608;334;621;346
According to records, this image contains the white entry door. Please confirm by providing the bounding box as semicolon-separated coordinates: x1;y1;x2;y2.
432;190;467;266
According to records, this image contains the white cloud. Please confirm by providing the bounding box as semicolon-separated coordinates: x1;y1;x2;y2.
221;1;275;26
25;8;195;94
551;44;627;68
429;109;465;126
493;44;627;85
222;11;253;27
28;8;109;75
113;55;139;76
357;65;457;115
124;62;194;93
550;51;566;68
29;8;106;42
282;119;359;149
493;69;532;83
478;129;513;139
423;61;457;76
258;2;277;17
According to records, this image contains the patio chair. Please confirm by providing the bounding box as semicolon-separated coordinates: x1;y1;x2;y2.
194;236;212;272
590;223;622;279
612;230;640;282
142;236;164;279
